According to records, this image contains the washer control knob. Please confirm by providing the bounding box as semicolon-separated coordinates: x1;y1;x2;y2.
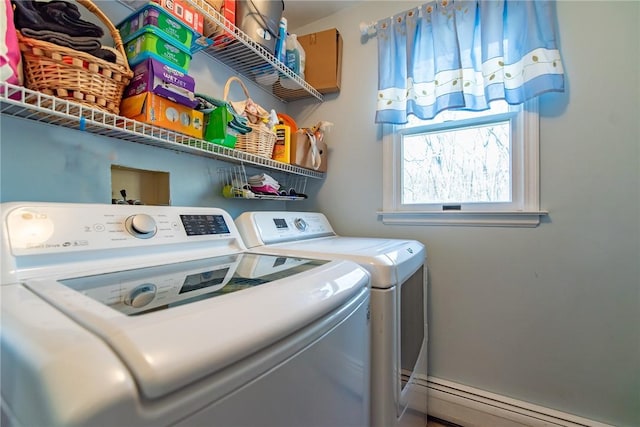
125;284;157;308
294;218;308;231
125;214;157;239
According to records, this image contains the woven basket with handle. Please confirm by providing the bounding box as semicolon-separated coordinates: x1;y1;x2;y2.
16;0;133;115
224;76;276;158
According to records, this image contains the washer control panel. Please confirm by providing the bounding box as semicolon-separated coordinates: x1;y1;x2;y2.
2;203;238;257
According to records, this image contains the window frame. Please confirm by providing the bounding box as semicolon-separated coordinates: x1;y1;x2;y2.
379;98;548;227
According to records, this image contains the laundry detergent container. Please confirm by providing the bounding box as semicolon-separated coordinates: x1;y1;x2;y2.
236;0;284;54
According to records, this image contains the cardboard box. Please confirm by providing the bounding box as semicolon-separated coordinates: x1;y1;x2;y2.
211;0;236;49
298;28;343;94
125;58;197;108
120;92;204;139
290;132;327;172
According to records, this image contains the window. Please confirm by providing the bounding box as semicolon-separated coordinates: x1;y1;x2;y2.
380;99;547;227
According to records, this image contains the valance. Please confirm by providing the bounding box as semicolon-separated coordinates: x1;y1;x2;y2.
375;0;565;124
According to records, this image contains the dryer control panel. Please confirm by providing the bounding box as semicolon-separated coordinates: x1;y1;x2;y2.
236;211;337;247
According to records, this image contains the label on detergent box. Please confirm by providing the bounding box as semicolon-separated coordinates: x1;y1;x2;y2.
161;65;192;90
125;58;197;108
120;92;203;139
156;39;183;63
146;6;193;47
126;29;192;72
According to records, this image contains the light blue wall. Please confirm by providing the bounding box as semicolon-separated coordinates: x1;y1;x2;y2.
0;1;302;218
2;1;639;426
292;1;640;426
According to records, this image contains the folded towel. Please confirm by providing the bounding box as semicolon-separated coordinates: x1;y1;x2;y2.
98;46;124;66
88;47;117;64
36;1;103;37
248;173;280;190
41;1;82;20
12;0;104;38
20;28;101;52
19;28;117;64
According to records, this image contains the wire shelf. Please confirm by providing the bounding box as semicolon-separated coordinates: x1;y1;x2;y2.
0;83;325;179
182;0;323;102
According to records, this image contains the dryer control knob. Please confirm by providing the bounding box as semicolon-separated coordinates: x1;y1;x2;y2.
294;218;308;231
125;214;157;239
125;283;157;308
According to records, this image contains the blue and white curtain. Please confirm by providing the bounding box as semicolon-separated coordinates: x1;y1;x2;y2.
375;0;565;124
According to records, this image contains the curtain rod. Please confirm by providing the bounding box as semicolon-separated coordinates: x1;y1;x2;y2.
359;7;418;41
360;21;378;38
359;2;443;41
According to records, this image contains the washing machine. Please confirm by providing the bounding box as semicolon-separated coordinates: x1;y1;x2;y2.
0;202;371;427
235;211;428;427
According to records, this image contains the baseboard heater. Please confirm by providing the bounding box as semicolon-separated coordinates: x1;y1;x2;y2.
416;376;612;427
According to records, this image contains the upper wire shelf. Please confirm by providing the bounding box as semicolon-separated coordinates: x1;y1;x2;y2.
116;0;323;102
0;83;325;179
187;0;322;102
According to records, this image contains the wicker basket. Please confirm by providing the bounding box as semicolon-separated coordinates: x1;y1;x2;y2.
16;0;133;115
224;77;276;158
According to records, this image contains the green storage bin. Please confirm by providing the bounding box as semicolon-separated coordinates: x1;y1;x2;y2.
125;26;192;72
204;107;237;148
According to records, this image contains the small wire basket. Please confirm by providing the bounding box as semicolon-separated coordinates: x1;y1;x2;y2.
219;164;307;200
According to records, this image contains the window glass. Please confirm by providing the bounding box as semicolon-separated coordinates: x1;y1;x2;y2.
401;120;511;205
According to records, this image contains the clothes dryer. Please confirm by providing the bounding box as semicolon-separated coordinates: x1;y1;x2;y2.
1;202;371;427
235;211;428;427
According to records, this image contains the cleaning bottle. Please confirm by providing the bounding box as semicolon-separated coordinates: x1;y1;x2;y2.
274;17;287;64
280;33;306;89
285;33;300;74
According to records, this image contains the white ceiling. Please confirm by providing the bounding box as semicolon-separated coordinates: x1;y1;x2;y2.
282;1;362;29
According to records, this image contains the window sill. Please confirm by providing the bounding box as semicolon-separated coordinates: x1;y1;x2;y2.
377;210;549;227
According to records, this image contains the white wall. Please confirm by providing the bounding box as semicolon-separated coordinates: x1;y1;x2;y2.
291;2;640;426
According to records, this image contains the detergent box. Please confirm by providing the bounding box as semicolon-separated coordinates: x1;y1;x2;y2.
119;0;204;35
120;92;203;139
118;3;194;50
125;58;197;108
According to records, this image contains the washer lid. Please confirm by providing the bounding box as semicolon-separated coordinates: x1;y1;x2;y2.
24;253;369;399
263;237;425;288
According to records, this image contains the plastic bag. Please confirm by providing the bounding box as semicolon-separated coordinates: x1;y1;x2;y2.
1;0;23;94
224;76;269;125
